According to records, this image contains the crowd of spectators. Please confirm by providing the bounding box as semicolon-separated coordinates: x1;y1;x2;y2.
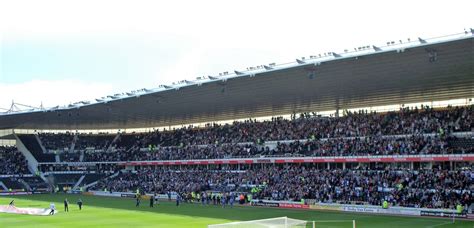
39;106;473;151
92;165;472;209
38;133;115;153
34;105;473;162
94;168;245;195
38;163;118;173
0;146;29;175
74;134;116;150
39;132;74;151
59;152;81;162
255;166;472;209
84;143;263;161
82;135;473;162
118;105;472;146
274;135;438;157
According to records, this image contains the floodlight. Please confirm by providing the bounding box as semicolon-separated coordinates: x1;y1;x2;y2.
264;65;273;70
296;59;305;64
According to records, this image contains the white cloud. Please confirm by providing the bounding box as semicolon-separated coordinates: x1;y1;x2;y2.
0;80;114;109
2;0;472;41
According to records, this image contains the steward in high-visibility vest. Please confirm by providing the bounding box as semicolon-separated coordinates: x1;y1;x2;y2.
397;183;403;191
382;200;389;209
247;194;252;202
457;204;464;214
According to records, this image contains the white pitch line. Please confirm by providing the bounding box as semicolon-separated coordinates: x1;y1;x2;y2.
426;221;454;228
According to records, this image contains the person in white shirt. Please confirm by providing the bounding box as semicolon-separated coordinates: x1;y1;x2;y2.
49;203;56;215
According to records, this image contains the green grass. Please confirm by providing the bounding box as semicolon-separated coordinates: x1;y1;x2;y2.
0;194;472;227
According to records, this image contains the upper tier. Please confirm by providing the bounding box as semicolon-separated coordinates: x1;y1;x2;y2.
17;105;473;162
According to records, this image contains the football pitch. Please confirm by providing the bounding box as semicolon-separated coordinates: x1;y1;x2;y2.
0;194;472;227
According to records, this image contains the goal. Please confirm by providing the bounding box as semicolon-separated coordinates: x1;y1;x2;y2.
208;217;357;228
208;217;308;228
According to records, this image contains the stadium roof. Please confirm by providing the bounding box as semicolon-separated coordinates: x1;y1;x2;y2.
0;32;473;130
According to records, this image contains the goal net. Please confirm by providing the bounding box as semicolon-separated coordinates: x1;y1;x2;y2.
208;217;308;228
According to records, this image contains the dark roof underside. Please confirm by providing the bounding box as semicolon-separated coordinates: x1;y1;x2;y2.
1;37;473;130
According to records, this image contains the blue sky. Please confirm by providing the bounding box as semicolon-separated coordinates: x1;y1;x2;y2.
0;0;473;109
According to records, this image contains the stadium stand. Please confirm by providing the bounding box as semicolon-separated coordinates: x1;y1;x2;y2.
0;177;26;191
38;132;74;151
17;134;55;162
47;174;83;190
79;135;468;161
448;137;474;152
81;173;107;186
91;166;472;209
21;176;50;191
74;134;116;151
17;105;473;162
59;151;81;162
13;105;461;211
0;146;29;175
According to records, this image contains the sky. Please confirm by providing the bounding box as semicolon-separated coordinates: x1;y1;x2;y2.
0;0;473;110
